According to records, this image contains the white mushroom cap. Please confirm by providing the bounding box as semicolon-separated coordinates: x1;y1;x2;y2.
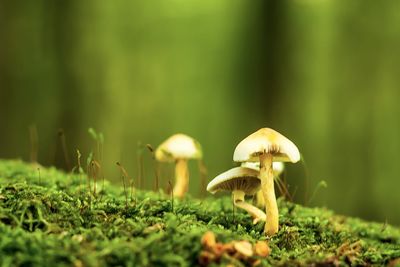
233;128;300;163
155;133;202;162
207;167;260;195
241;161;285;176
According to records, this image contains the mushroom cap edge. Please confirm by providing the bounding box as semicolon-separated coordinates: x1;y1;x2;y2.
233;128;300;163
206;167;260;195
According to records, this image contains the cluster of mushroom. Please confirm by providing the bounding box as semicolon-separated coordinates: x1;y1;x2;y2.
154;128;300;236
207;128;300;236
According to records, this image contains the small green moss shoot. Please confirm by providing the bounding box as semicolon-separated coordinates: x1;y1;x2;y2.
0;160;399;266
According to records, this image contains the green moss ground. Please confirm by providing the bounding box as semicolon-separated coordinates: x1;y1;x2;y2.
0;159;399;266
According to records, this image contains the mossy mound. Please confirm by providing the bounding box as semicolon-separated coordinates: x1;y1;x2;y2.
0;160;399;266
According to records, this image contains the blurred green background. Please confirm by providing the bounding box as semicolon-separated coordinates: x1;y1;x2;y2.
1;0;400;225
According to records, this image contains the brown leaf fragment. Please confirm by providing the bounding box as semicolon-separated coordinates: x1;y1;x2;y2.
199;250;216;266
212;243;226;258
201;231;216;250
222;242;235;254
254;241;271;257
233;241;254;258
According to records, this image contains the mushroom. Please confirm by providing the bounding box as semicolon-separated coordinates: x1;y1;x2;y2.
233;128;300;235
207;167;266;224
241;162;284;208
155;133;202;198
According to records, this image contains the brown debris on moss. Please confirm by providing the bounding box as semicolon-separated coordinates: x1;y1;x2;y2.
199;231;270;266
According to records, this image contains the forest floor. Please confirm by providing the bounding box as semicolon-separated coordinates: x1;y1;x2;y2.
0;159;399;266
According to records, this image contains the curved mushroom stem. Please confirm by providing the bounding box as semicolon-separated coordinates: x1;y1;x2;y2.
233;190;266;224
255;190;265;208
260;153;279;235
173;159;189;198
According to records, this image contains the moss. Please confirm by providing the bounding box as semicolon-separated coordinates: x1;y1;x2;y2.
0;159;399;266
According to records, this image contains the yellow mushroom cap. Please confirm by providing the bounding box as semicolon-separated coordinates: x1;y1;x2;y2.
155;133;202;162
241;161;285;176
206;167;260;195
233;128;300;163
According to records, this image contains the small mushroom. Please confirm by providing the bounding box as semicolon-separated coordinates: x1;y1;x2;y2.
207;167;266;224
234;128;300;235
241;162;284;208
155;133;202;198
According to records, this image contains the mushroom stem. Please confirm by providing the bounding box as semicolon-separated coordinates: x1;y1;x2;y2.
233;190;266;224
255;190;265;208
174;159;189;198
260;153;278;235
